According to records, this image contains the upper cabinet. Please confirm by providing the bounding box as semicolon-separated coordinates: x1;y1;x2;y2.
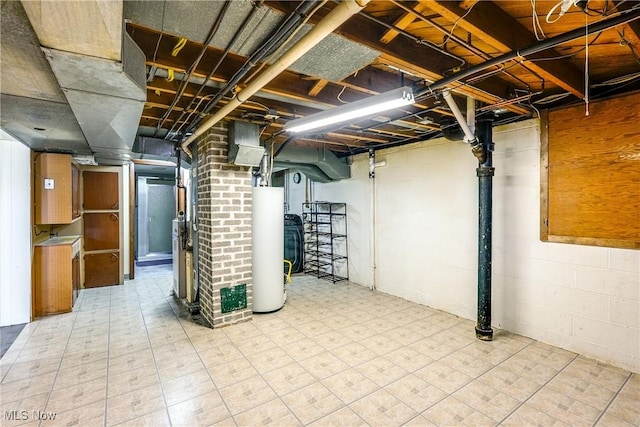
83;171;119;210
34;153;79;224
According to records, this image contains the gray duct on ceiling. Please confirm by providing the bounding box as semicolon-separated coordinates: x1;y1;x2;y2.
133;136;176;157
42;32;146;165
275;145;350;181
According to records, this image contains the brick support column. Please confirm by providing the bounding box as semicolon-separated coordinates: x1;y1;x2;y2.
196;123;253;327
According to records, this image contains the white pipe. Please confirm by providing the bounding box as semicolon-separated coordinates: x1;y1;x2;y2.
442;90;477;144
466;96;475;136
181;0;369;155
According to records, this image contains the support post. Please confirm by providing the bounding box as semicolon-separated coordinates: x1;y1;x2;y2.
475;118;494;341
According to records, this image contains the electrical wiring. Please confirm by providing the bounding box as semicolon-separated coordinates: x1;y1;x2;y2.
435;2;478;48
244;0;328;85
591;71;640;87
336;85;348;104
357;9;467;68
531;0;547;41
534;92;571;104
171;38;187;57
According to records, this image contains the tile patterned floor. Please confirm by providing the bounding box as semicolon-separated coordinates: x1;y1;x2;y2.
1;265;638;426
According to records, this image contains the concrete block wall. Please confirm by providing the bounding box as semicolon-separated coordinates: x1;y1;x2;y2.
196;123;253;328
311;119;639;372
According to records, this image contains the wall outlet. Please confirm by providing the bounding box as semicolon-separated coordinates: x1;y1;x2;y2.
44;178;54;190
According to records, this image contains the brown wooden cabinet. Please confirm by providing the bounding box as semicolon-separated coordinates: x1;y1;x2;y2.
34;153;73;224
84;252;120;287
84;212;119;251
34;236;81;316
82;170;121;287
83;171;118;210
71;164;80;220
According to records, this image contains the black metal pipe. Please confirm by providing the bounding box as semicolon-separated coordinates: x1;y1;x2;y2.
186;0;320;133
475;118;494;341
416;5;640;97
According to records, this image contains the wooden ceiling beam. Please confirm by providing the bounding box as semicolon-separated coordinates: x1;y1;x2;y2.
264;1;530;115
614;1;640;46
308;79;329;96
380;2;428;44
420;0;584;98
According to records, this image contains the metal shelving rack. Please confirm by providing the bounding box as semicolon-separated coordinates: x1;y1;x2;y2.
302;202;348;283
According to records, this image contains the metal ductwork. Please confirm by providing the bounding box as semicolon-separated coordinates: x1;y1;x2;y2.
23;1;146;166
274;145;350;182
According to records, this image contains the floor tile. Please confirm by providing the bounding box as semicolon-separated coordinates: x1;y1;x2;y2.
453;378;522;421
281;382;344;425
3;269;636;427
113;408;171;427
321;368;379;404
108;363;160;397
308;406;368;427
501;403;570;426
349;388;417;427
384;373;447;412
233;398;301;426
51;400;106;427
0;371;57;405
299;351;349;380
106;381;165;426
168;390;231;427
46;376;107;414
262;362;316;395
54;358;108;390
208;358;258;389
422;396;495;427
219;375;277;415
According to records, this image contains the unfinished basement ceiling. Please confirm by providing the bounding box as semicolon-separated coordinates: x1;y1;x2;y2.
2;0;640;161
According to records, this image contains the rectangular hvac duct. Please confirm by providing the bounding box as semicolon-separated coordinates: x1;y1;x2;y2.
228;121;264;166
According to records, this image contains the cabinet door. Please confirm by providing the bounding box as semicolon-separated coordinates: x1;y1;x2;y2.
71;164;80;219
84;252;119;287
84;212;119;251
83;171;119;210
34;245;72;316
34;153;72;224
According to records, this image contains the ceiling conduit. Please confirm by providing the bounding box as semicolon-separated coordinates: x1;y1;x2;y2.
181;0;370;156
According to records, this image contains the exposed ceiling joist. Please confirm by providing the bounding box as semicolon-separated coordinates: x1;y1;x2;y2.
380;3;428;44
420;0;585;98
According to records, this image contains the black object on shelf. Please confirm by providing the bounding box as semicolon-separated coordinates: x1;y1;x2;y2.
284;214;304;273
302;202;348;283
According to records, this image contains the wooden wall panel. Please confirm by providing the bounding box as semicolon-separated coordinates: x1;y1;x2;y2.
543;91;640;248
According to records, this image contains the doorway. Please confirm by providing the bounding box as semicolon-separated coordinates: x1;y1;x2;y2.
136;176;174;265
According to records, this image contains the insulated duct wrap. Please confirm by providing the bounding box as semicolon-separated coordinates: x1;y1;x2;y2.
252;187;285;313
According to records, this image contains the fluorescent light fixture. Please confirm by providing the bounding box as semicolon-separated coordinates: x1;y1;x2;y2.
285;86;414;133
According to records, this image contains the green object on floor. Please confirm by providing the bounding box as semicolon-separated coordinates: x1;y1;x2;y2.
220;284;247;313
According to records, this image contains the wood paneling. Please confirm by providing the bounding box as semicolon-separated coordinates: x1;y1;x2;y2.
84;212;119;251
84;252;120;287
543;91;640;248
83;171;119;210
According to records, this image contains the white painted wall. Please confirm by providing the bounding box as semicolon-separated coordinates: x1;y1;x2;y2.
312;119;639;373
0;132;32;326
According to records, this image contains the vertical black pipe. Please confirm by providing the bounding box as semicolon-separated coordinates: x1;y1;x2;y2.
475;118;494;341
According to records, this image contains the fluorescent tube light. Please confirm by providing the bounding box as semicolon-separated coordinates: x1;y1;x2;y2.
285;86;414;133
